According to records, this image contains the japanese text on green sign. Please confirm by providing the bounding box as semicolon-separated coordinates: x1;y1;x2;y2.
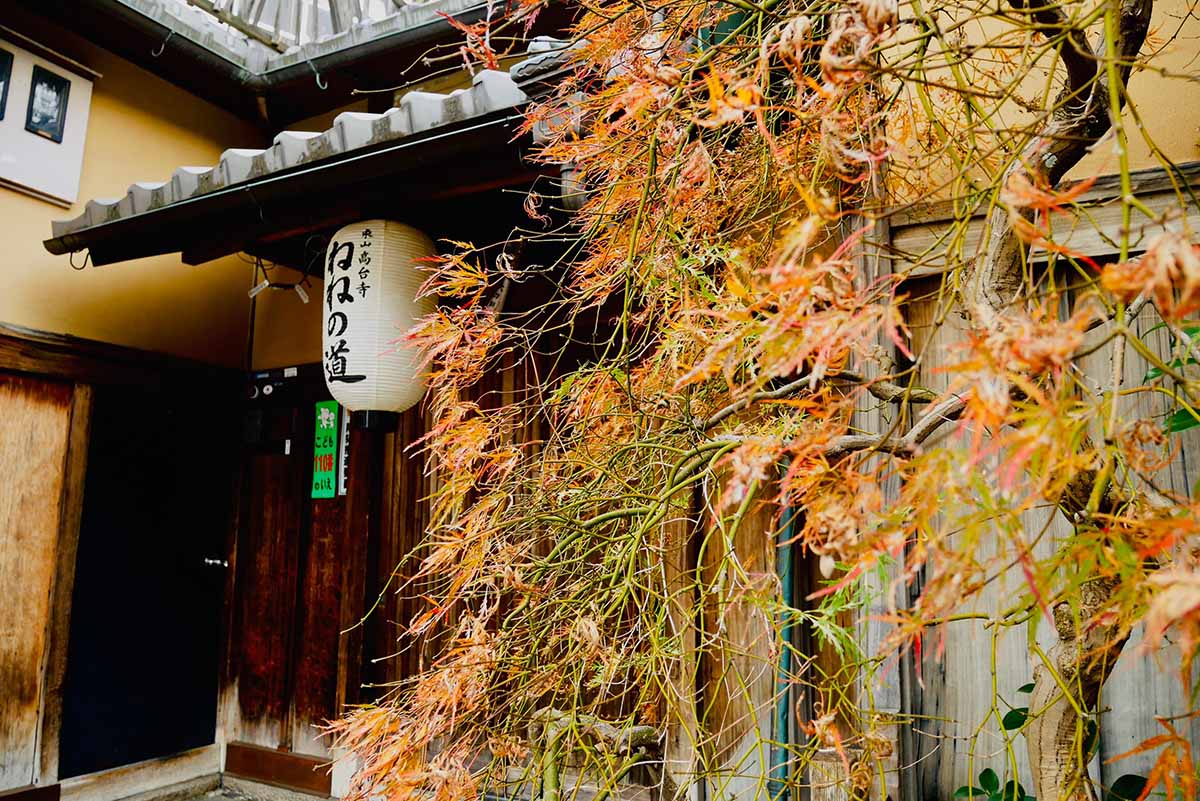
312;400;339;499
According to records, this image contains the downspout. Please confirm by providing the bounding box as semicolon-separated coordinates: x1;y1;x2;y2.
768;490;798;801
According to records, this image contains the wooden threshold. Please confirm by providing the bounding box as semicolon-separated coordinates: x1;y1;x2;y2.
224;742;332;798
59;745;219;801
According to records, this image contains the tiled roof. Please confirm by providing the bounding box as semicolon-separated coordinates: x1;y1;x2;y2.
51;39;577;241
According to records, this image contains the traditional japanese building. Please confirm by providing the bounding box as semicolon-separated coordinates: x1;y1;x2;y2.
3;1;1200;800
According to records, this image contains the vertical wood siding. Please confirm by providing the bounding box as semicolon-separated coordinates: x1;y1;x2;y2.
36;384;92;785
219;398;378;757
901;274;1200;797
1075;301;1200;784
229;452;305;748
290;488;348;754
0;373;73;791
699;483;781;801
219;375;463;760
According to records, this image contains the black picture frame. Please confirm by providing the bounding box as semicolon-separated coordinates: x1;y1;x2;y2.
25;64;70;144
0;49;12;120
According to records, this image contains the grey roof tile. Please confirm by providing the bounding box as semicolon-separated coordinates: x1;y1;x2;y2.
334;109;407;151
509;36;584;87
172;165;218;201
216;148;272;187
271;130;329;169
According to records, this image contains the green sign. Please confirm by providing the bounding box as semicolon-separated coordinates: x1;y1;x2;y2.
312;400;339;499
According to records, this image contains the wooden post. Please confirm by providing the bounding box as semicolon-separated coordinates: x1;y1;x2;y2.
336;427;382;712
35;383;93;785
809;749;866;801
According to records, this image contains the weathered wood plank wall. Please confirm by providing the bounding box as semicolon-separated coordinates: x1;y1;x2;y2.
292;481;350;754
889;167;1200;797
218;396;376;757
222;449;305;749
36;384;92;785
1077;302;1200;784
903;278;1068;795
700;490;779;801
0;374;73;791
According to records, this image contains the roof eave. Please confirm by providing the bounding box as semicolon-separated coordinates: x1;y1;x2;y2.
43;109;540;270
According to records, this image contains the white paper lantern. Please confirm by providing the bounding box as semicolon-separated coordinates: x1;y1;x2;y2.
322;220;436;413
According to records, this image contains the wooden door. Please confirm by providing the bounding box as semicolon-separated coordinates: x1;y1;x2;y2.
56;384;234;778
219;376;379;759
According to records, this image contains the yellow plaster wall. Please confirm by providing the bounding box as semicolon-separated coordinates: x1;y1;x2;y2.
1071;0;1200;177
0;11;299;369
886;0;1200;203
251;265;325;370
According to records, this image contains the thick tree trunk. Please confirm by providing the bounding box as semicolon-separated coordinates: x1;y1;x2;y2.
1025;580;1129;801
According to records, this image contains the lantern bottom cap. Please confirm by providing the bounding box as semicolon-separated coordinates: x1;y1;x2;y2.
350;410;401;432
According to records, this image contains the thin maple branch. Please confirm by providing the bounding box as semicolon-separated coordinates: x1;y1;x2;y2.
701;370;937;431
822;393;966;458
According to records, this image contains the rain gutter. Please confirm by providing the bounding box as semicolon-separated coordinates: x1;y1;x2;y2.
13;0;494;126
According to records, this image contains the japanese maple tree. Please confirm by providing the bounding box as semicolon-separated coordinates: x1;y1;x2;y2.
334;0;1200;799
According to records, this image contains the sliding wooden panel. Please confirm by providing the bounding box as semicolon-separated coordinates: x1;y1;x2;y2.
291;417;387;753
0;373;72;790
220;380;396;759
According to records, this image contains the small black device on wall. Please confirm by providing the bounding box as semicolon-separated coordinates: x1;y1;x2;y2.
25;64;70;143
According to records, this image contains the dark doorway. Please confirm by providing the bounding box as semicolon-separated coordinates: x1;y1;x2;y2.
59;381;236;777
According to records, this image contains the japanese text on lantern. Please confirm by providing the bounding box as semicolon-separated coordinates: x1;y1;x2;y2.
323;226;373;385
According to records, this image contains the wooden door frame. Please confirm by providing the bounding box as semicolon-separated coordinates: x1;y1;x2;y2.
34;382;92;785
215;367;382;761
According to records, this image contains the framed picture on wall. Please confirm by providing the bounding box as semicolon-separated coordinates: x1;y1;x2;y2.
0;34;95;205
0;49;12;120
25;65;70;143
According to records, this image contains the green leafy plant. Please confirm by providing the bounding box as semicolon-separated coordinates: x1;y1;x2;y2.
953;769;1149;801
1105;774;1149;801
1000;682;1034;732
1140;321;1200;433
954;769;1034;801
